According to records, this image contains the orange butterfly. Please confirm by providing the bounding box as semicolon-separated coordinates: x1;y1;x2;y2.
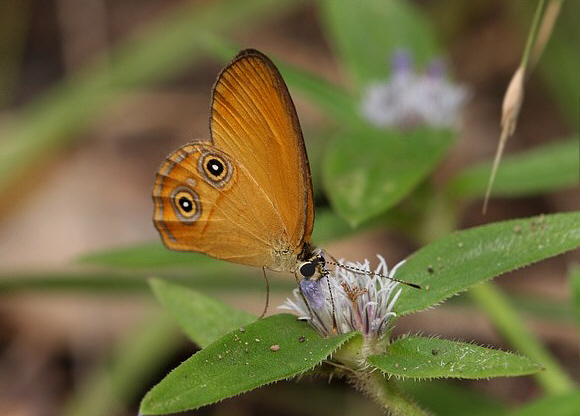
152;49;327;282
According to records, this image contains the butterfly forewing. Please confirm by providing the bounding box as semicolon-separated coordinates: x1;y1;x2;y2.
210;50;314;250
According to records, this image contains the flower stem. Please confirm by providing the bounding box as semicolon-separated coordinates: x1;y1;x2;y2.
352;370;431;416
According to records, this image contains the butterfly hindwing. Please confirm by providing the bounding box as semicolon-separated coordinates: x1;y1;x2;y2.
153;142;284;267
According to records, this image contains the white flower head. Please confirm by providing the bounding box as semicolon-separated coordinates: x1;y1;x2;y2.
280;255;403;340
360;50;469;129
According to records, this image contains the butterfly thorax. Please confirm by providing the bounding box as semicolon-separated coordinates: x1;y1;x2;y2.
269;241;326;281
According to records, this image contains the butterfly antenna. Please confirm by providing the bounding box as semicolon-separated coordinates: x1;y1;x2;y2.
259;267;270;318
326;260;421;289
324;272;338;333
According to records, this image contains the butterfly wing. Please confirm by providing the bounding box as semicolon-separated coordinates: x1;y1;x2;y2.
153;142;281;267
152;50;314;271
210;49;314;248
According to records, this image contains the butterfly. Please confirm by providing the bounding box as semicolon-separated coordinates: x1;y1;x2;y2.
152;49;327;283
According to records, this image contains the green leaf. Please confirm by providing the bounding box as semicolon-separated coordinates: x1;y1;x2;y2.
278;60;355;124
320;0;439;89
311;209;353;243
149;278;255;348
449;138;579;198
395;212;580;315
570;264;580;334
323;126;455;226
368;336;541;379
508;391;580;416
139;314;354;415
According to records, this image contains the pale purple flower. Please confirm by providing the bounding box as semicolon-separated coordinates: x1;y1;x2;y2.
280;255;403;339
360;50;469;129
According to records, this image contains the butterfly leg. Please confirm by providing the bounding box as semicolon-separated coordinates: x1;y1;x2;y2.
259;266;270;319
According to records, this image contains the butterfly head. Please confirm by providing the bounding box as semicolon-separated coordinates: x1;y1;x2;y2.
296;246;327;281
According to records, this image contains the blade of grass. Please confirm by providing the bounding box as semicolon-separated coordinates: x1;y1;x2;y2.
0;269;295;293
483;0;560;213
508;390;580;416
446;292;574;323
469;282;576;395
570;263;580;334
399;379;507;416
449;137;579;198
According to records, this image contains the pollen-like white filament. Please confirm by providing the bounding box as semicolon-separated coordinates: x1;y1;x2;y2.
279;255;403;339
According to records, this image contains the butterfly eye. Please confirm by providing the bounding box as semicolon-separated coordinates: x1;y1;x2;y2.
199;152;232;188
299;262;316;279
171;187;201;223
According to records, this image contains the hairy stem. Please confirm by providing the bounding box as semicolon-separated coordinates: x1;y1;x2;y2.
351;370;431;416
